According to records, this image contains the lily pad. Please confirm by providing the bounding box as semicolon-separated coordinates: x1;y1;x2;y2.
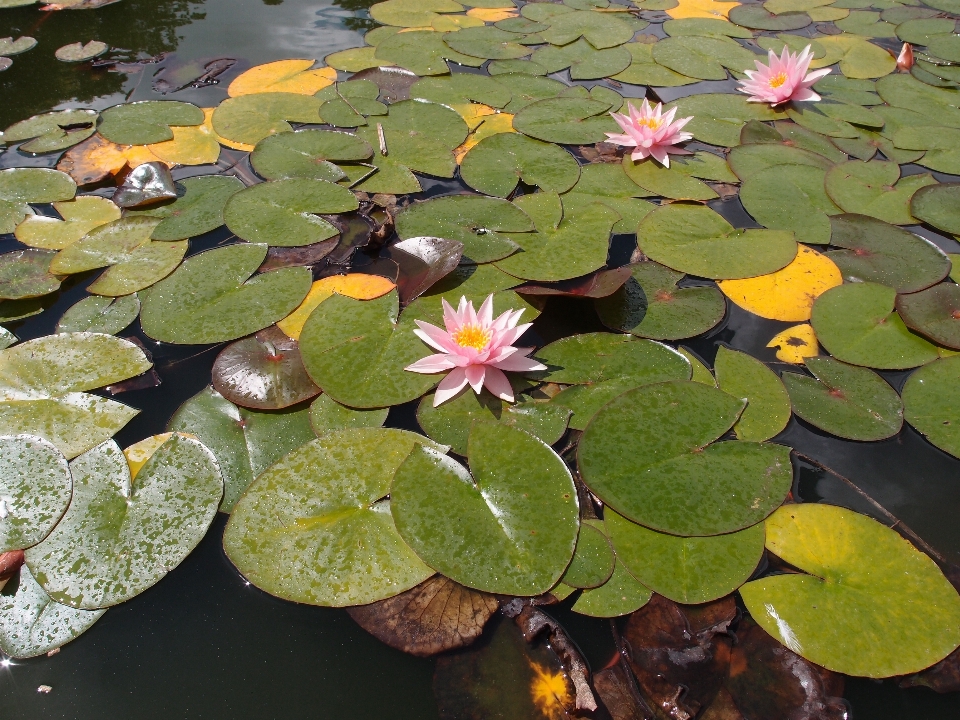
571;558;652;617
370;0;464;28
595;261;726;340
392;422;578;596
223;428;435;606
728;5;812;30
513;97;617;145
532;332;690;385
309;393;389;434
0;435;71;553
560;162;655;234
714;346;791;442
607;510;765;604
741;164;841;246
612;41;698;87
667;93;786;147
25;436;222;609
250;129;373;183
0;332;149;459
167;386;317;512
896;284;960;350
0;249;61;301
578;380;792;536
876;74;960;127
373;30;484;77
652;36;758;81
0;36;36;55
911;183;960;235
740;504;960;677
728;142;834;181
55;40;108;62
460;133;579;198
530;38;631;80
15;196;120;251
663;17;754;37
442;26;532;60
0;565;105;659
896;17;955;45
538;9;638;49
98;100;204;145
560;519;615;590
0;168;77;234
2;109;98;154
140;243;311;344
826;214;951;293
622;157;717;202
782;356;903;441
902;355;960;459
810;282;939;369
824;160;936;225
130;176;244;242
211;93;322;146
56;293;139;335
816;35;896;79
411;74;511;110
637;203;797;280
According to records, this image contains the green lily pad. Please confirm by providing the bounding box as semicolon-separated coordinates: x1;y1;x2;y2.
530;38;631;80
0;333;149;459
211;93;322;146
98;100;204;145
316;81;388;128
0;35;36;55
728;142;834;181
652;36;759;81
729;5;812;30
369;0;463;27
741;164;841;246
487;58;548;76
926;34;960;64
560;519;615;589
578;380;792;536
0;328;16;350
324;46;382;73
26;436;222;609
140;243;311;344
814;75;882;106
902;355;960;459
0;249;61;301
0;299;44;323
250;129;373;183
513;97;617;145
911;183;960;235
607;509;765;604
810;282;939;369
897;17;956;44
494;73;567;113
167;386;317;512
395;195;530;264
680;347;717;387
622;157;718;202
223;428;435;606
835;10;897;37
55;40;109;63
892;125;960;175
0;435;71;553
782;356;903;441
571;557;652;617
224;179;357;248
827;214;951;293
537;9;638;49
56;293;140;335
460;133;579;198
595;262;726;340
667;93;786;147
0;168;77;234
15;196;120;251
757;34;827;59
896;284;960;350
411;74;512;109
373;30;485;76
740;504;960;677
637;203;797;280
876;74;960;128
416;389;570;455
392;422;578;596
300;290;438;408
825;160;936;226
817;35;896;79
309;393;388;435
0;566;105;659
663;18;754;38
714;346;791;442
2;109;98;154
785;104;858;139
443;27;532;60
128;176;244;241
49;217;187;297
560;163;655;234
611;41;698;87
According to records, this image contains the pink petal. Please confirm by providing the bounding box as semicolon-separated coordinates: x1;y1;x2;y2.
477;293;494;328
649;145;670;167
482;366;514;403
490;352;547;373
442;298;461;333
414;322;459;353
434;367;468;406
791;88;821;102
405;354;458;373
465;364;486;394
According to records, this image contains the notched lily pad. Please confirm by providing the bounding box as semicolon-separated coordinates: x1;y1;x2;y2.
2;109;98;154
56;293;139;335
0;435;71;553
98;100;204;146
250;129;373;182
130;175;244;241
896;284;960;350
460;133;580;198
902;356;960;460
0;249;61;301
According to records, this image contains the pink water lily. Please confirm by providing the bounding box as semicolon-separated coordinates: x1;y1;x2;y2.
405;295;546;406
738;45;831;106
604;99;694;167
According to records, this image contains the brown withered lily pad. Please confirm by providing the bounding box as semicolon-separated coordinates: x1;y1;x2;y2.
513;266;633;299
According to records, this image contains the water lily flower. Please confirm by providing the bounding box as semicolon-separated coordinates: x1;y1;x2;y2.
405;295;546;406
604;99;694;168
738;45;831;107
897;42;914;71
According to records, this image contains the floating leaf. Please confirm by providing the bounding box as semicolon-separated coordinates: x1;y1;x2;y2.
623;157;717;201
227;59;336;97
250;129;373;182
370;0;464;27
728;5;812;30
876;74;960;126
25;436;222;609
392;422;578;595
224;428;435;605
97;101;204;145
211;93;322;146
0;249;61;301
897;284;960;351
129;175;243;242
612;41;698;87
112;162;177;210
531;38;631;80
816;35;896;79
607;509;764;603
714;346;791;442
55;40;108;62
902;355;960;460
560;162;655;234
663;17;753;37
578;380;792;536
0;36;36;55
537;8;638;49
667;93;786;147
325;46;384;73
595;261;725;340
782;356;903;441
741;164;841;246
15;196;119;251
374;30;484;76
277;274;396;340
144;111;221;166
309;393;388;435
460;133;579;198
0;168;77;233
911;183;960;236
560;519;615;589
767;323;819;364
513;97;617;145
740;504;960;677
897;17;955;45
652;35;758;81
0;328;16;350
167;386;317;512
2;109;98;154
811;282;939;369
637;203;797;280
728;142;834;181
140;243;311;344
571;558;652;617
56;293;139;335
824;160;936;225
0;435;71;553
443;26;532;60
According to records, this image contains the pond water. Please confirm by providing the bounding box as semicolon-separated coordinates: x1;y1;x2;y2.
3;0;960;718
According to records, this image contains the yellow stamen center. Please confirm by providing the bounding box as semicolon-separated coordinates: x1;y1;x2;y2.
452;324;492;351
768;72;788;89
637;116;664;130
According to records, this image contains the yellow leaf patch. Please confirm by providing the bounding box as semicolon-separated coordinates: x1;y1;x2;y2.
767;324;819;364
228;59;337;97
278;274;397;339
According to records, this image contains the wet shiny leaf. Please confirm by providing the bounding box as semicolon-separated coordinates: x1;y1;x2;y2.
56;293;139;335
227;59;336;97
902;355;960;460
0;435;71;553
129;175;243;241
571;558;652;617
911;183;960;236
98;100;204;145
714;346;790;442
0;249;61;300
559;519;615;590
2;109;97;154
15;196;119;251
0;168;77;233
309;393;388;434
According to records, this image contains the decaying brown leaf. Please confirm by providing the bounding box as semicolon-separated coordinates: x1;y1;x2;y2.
594;663;651;720
514;266;633;299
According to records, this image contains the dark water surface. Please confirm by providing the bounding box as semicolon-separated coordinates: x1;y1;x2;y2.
3;1;960;718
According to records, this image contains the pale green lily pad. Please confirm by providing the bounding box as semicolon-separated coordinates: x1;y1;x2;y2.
571;558;652;617
892;125;960;175
56;293;139;335
538;9;638;49
15;196;120;251
167;386;317;512
316;81;387;128
373;30;485;76
300;290;438;408
129;176;244;241
0;435;71;553
714;346;791;442
392;422;578;596
411;74;512;109
622;157;717;202
757;34;827;59
810;282;939;369
560;520;615;589
224;178;357;247
495;73;567;113
817;35;896;79
0;168;77;234
443;27;532;60
782;356;903;441
741;164;841;246
487;58;548;76
0;333;148;459
578;380;792;536
370;0;463;27
55;41;109;63
611;41;698;87
607;509;764;604
251;129;373;183
0;249;61;301
553;374;694;433
324;46;382;73
395;195;530;265
637;203;797;280
824;160;936;225
140;243;311;345
223;428;435;606
728;5;812;30
663;18;754;38
530;38;631;80
728;142;834;180
897;17;956;44
652;36;758;81
835;10;897;37
0;327;15;350
667;94;786;147
0;566;105;659
680;346;717;387
211;93;322;146
740;504;960;678
98;100;204;145
460;133;579;198
926;34;960;64
595;262;726;341
309;393;388;435
902;356;960;459
814;75;881;106
0;36;36;55
911;183;960;235
2;109;98;154
876;74;960;128
532;332;690;385
513;97;617;145
416;389;570;455
26;436;221;609
560;163;655;234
